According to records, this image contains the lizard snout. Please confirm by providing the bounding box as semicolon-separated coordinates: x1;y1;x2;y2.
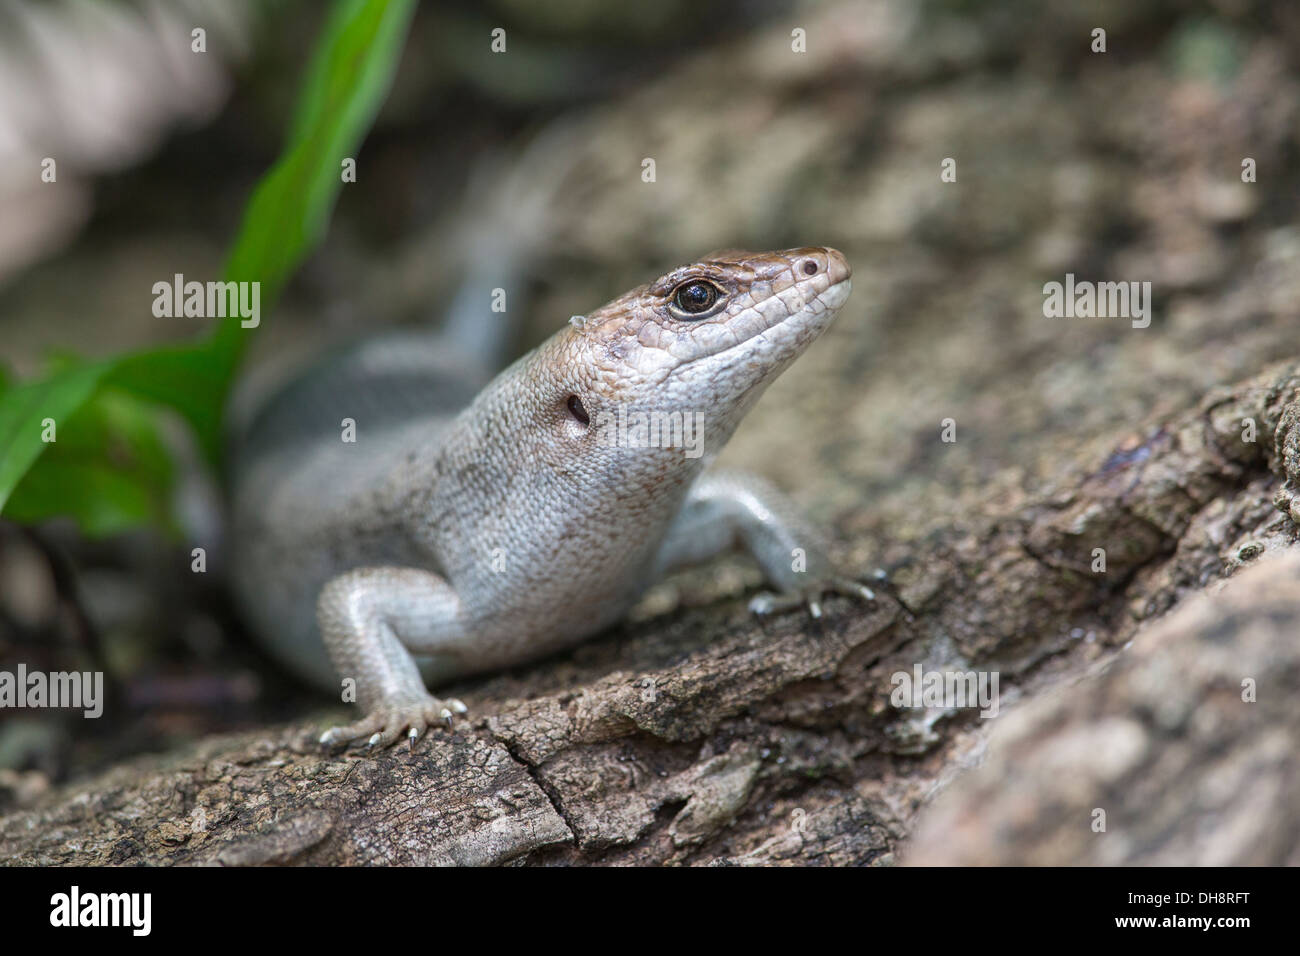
792;246;851;286
822;247;851;285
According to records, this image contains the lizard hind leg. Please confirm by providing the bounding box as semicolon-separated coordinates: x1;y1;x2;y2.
315;566;470;750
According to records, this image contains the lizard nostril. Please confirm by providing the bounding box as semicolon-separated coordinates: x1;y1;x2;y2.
802;260;818;276
566;395;590;426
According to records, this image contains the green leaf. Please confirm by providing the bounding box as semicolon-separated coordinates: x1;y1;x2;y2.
0;362;108;514
0;0;416;533
107;342;231;467
212;0;417;374
6;387;178;537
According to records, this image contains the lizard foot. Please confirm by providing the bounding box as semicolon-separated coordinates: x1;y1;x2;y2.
748;576;876;620
319;695;469;752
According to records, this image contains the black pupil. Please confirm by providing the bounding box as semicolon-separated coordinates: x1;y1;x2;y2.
676;282;716;314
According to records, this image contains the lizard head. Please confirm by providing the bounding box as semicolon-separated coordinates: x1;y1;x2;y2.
549;247;852;456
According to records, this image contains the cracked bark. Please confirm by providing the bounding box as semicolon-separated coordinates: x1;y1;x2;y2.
4;362;1298;866
4;0;1300;867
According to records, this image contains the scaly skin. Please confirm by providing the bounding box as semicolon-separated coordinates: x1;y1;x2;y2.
230;247;869;750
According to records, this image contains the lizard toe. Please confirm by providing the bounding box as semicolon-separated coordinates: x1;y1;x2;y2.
749;575;877;622
366;713;415;749
320;712;386;749
828;576;876;603
407;719;428;751
748;590;809;616
419;697;467;731
322;700;443;750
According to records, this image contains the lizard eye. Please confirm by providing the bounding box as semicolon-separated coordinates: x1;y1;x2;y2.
669;280;723;320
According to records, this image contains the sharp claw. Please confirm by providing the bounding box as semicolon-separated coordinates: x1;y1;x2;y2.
749;593;776;615
807;598;823;619
449;699;468;714
858;584;876;602
440;707;453;729
367;732;382;749
408;727;419;752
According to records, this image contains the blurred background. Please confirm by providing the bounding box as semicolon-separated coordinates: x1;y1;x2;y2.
1;0;1298;810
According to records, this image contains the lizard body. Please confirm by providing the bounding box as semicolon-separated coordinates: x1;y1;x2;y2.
229;247;869;748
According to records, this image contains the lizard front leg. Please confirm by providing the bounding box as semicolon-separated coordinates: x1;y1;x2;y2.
315;566;469;750
655;469;876;619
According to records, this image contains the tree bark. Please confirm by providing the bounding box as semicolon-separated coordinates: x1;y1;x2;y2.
6;0;1300;867
4;363;1298;865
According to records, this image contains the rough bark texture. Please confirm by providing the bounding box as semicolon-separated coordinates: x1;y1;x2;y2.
3;362;1299;865
5;0;1300;865
908;550;1300;866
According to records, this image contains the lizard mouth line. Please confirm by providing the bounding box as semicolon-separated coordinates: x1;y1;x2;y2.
681;276;852;368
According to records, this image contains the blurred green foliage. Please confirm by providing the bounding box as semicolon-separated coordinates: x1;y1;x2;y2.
1165;18;1245;83
0;0;416;537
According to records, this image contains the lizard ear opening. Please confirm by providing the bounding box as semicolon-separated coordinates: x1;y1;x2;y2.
566;394;590;426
